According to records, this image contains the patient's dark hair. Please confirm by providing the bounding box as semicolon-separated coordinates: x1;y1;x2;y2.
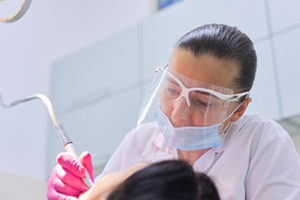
107;160;220;200
176;24;257;92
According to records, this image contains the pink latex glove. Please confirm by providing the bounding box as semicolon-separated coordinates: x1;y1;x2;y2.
47;151;94;200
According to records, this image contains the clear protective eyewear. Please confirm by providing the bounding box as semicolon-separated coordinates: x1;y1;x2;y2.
137;65;250;128
164;70;249;106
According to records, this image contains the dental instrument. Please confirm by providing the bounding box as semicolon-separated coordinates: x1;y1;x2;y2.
0;93;94;188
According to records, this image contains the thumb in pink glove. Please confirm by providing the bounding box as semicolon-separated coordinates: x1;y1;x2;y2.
47;151;94;200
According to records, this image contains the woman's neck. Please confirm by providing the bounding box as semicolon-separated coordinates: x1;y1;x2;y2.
177;148;210;165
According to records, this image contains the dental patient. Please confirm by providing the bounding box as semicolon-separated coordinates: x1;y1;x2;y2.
79;160;220;200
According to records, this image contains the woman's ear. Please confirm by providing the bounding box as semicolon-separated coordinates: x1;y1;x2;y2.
230;97;252;122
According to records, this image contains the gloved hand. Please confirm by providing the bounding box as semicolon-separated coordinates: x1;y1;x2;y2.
47;151;94;200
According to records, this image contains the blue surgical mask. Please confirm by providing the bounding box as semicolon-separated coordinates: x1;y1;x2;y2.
155;109;231;151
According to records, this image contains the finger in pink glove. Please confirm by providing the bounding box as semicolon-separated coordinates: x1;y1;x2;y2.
47;151;94;200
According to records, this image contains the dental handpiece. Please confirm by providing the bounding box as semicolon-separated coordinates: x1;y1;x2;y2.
0;93;94;188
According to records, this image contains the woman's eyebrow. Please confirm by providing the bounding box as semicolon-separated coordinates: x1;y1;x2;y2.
166;77;220;99
166;77;180;86
194;90;218;99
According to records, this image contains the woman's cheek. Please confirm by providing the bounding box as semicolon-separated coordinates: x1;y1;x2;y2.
160;98;173;117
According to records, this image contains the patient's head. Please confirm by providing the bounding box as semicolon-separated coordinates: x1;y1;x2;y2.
107;160;220;200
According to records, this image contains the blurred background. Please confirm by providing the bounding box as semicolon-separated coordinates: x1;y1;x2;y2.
0;0;300;199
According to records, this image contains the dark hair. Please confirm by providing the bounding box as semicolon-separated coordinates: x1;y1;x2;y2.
176;24;257;92
107;160;220;200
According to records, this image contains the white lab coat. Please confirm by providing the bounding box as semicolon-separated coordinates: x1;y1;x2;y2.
97;114;300;200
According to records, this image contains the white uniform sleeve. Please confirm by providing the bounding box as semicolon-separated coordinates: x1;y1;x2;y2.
245;126;300;200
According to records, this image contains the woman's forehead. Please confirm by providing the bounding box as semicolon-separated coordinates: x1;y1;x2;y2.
168;49;240;90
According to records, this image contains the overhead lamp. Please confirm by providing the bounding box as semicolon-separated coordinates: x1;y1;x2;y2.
0;0;32;23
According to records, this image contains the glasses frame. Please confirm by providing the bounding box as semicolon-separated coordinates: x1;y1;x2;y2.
163;67;250;106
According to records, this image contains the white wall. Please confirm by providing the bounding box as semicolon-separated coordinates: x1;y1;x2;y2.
0;171;47;200
0;1;154;199
292;134;300;156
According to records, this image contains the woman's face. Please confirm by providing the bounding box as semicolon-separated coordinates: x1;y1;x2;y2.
160;48;240;127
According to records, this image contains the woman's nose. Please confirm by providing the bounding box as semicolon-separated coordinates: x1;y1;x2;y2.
170;97;192;127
